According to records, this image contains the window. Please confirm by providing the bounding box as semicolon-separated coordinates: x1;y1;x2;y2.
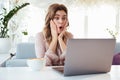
68;6;85;38
87;4;116;38
68;4;117;39
7;0;120;42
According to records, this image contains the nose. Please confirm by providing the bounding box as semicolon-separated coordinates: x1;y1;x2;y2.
58;18;64;24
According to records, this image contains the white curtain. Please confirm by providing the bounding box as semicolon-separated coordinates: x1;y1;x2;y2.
7;0;120;41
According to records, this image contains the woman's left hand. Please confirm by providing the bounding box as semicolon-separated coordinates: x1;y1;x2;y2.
59;51;66;65
58;21;68;56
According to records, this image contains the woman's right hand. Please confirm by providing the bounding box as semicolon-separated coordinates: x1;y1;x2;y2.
49;20;58;56
50;20;58;40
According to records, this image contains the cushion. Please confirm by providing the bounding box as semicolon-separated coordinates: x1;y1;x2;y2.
6;59;28;67
115;42;120;53
16;43;36;59
112;53;120;65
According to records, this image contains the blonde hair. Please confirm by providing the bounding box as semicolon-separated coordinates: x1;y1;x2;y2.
42;3;69;45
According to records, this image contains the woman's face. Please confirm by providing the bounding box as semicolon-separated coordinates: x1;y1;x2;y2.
53;10;67;34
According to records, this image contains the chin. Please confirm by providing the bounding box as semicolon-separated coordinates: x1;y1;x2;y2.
58;33;60;35
58;31;62;34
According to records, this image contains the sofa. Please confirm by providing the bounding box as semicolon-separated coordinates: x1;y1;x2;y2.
6;43;36;67
6;42;120;67
112;42;120;65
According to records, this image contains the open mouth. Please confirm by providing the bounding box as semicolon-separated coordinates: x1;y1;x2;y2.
59;26;63;30
58;26;64;33
59;27;62;29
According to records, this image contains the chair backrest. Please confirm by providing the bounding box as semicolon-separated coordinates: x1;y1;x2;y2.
16;43;36;59
115;42;120;53
112;42;120;65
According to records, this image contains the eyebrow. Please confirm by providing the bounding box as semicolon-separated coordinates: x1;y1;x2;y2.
55;14;67;17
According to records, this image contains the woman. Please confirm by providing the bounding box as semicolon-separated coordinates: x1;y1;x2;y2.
35;3;73;66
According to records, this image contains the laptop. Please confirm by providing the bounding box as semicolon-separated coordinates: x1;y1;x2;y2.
63;38;116;76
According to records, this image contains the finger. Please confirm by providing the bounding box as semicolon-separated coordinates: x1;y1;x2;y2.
44;56;52;66
50;20;54;28
65;20;69;27
63;27;67;31
60;27;66;36
50;20;57;31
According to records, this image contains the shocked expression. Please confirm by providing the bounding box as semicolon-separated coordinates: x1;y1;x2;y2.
53;10;67;34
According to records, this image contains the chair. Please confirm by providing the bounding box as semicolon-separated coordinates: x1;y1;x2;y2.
6;42;36;67
6;42;120;67
112;42;120;65
112;53;120;65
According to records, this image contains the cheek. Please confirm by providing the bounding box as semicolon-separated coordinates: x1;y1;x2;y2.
53;20;57;24
53;21;58;26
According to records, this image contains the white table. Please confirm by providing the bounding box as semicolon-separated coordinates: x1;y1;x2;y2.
0;65;120;80
0;54;11;67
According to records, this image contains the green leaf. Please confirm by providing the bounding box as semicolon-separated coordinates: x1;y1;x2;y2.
22;31;28;35
0;3;30;38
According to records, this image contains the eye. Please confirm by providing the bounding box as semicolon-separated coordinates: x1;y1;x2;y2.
54;17;59;20
62;17;67;21
62;17;66;20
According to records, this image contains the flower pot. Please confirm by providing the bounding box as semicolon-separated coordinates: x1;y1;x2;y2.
0;38;11;54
